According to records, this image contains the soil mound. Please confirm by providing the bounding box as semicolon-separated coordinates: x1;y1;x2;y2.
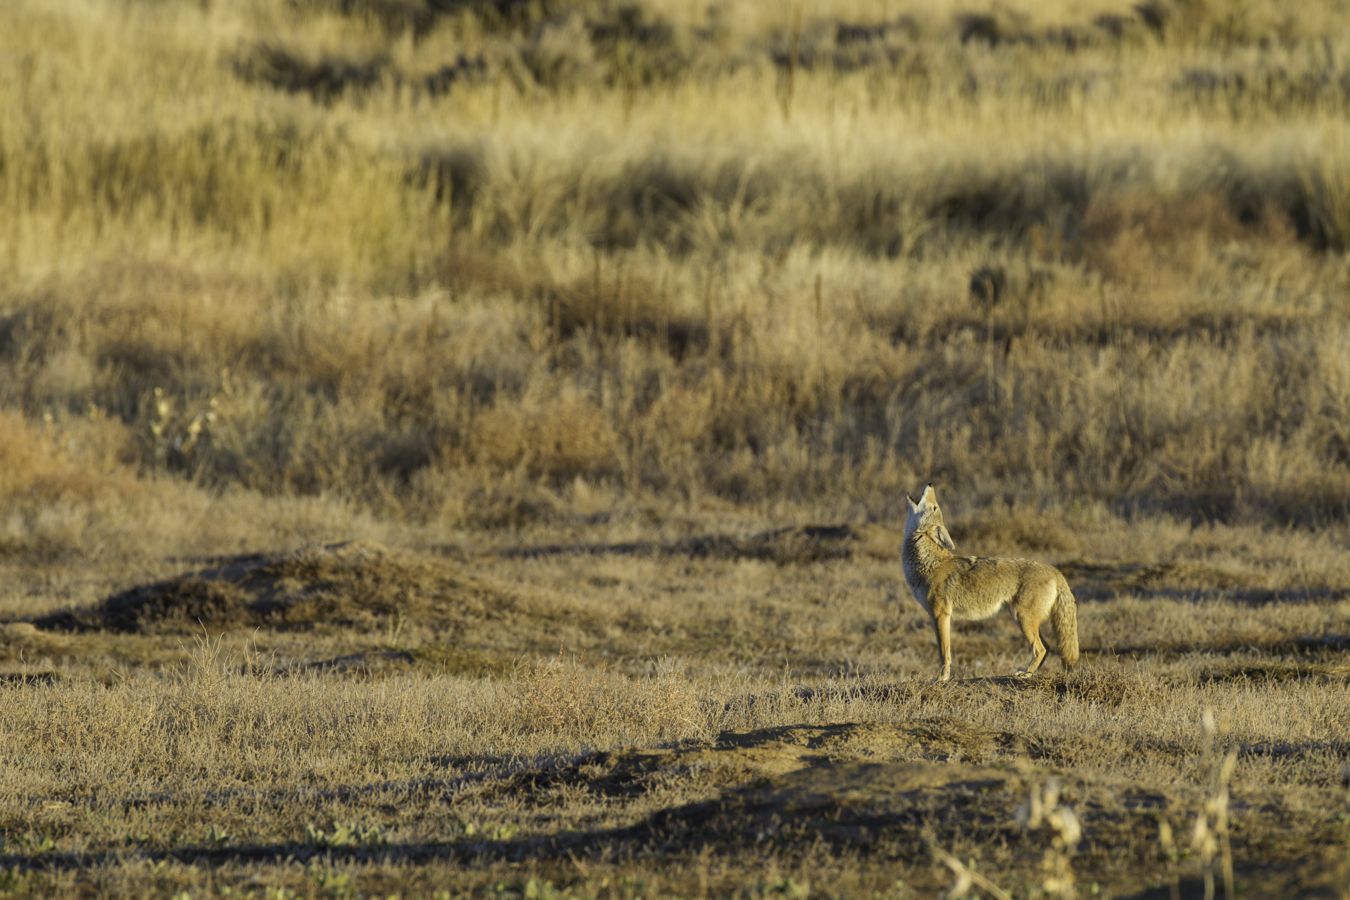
46;541;512;636
521;721;1015;807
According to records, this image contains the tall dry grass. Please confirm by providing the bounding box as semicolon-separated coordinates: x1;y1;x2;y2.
4;0;1350;548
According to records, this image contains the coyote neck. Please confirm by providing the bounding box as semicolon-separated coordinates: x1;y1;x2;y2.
901;527;956;607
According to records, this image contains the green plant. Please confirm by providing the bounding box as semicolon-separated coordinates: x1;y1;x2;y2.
304;823;385;850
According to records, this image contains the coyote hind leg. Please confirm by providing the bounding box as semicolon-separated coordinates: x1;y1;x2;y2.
1009;607;1048;677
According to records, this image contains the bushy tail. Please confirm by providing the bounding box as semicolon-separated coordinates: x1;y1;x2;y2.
1051;577;1080;669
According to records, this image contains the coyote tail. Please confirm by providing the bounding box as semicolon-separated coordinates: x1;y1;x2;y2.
1051;581;1080;668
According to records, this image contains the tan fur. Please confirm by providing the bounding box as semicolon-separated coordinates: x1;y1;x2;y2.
902;484;1080;682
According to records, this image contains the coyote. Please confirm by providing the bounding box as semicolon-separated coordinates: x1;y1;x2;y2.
902;485;1079;682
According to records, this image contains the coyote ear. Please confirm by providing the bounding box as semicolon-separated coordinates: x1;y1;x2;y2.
934;525;956;551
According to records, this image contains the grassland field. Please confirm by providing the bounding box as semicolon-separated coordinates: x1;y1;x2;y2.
2;0;1350;896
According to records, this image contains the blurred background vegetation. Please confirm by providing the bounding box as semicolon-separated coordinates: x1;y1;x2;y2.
4;0;1350;549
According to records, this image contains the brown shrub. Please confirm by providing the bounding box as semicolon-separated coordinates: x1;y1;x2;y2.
0;411;139;506
951;505;1085;556
1080;192;1249;286
465;386;622;482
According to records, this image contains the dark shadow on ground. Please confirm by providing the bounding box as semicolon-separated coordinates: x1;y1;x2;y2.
492;524;885;564
3;720;1345;895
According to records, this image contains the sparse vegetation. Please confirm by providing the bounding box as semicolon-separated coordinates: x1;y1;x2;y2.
3;0;1350;896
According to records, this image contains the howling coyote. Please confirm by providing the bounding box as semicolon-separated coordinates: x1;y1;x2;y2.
902;485;1079;682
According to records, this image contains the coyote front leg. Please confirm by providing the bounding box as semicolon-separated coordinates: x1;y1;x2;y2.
934;612;953;682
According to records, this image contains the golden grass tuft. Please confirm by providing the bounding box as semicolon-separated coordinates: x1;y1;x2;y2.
467;383;624;480
512;651;707;742
950;504;1087;555
1039;661;1154;709
0;411;138;506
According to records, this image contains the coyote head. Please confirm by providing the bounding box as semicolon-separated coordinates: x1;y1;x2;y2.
905;484;956;551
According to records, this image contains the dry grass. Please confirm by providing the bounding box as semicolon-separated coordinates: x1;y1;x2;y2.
2;532;1349;897
5;0;1350;534
0;611;1347;897
3;0;1350;896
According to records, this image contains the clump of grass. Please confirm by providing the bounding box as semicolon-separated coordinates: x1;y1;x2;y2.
0;410;157;560
1032;662;1153;709
1301;125;1350;252
512;651;709;743
0;411;138;507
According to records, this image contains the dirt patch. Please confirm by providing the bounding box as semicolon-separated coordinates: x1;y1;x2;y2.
684;524;904;564
464;720;1343;896
534;721;1016;804
98;577;256;633
726;720;1008;762
1119;561;1248;592
756;759;1009;812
